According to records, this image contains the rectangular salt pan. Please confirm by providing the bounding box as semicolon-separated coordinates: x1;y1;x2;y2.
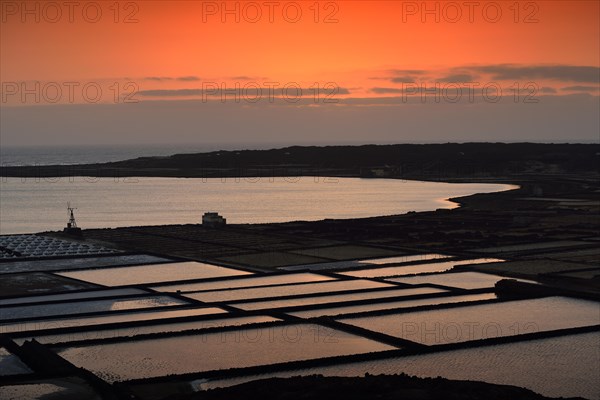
342;258;504;279
57;262;251;286
338;296;600;345
364;254;452;265
55;323;395;382
152;273;334;293
0;254;171;274
281;254;451;271
0;296;187;321
388;271;535;290
234;287;448;311
0;234;118;259
289;293;499;318
184;280;394;303
472;241;590;253
17;315;280;345
0;378;101;398
1;307;225;335
0;288;146;306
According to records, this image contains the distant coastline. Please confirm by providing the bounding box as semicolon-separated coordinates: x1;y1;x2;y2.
1;143;598;182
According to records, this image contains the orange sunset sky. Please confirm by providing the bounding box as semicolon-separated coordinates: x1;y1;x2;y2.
1;1;599;145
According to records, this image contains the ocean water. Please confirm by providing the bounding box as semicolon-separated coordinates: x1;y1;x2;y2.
0;177;515;234
0;142;412;166
0;144;243;166
0;145;517;234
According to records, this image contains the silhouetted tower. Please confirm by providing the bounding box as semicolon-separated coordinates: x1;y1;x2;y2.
64;203;82;235
67;203;78;228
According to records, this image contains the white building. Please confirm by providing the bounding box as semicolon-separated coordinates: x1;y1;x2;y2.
202;212;226;227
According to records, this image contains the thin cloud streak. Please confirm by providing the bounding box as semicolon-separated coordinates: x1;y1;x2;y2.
138;87;352;97
144;76;201;82
470;65;600;83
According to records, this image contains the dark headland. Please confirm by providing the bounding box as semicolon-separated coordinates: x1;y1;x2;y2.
2;143;598;180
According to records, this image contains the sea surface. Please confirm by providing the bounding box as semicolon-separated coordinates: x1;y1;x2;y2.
0;176;515;234
0;144;242;166
0;145;516;234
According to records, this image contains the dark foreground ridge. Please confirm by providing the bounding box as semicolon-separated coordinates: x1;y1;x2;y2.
169;374;587;400
2;143;598;179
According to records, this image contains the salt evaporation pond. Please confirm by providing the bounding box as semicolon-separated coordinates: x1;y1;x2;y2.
0;288;146;306
233;287;448;311
341;258;504;279
388;271;535;290
57;261;250;286
153;272;334;293
18;315;280;345
184;279;393;303
0;307;226;335
55;323;396;382
289;293;499;319
338;296;600;345
0;295;187;321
